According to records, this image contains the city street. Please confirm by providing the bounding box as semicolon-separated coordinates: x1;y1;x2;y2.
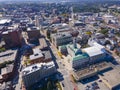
12;50;23;90
50;44;75;90
1;1;120;90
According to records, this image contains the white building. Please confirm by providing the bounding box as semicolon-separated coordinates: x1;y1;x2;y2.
82;43;106;64
66;42;107;69
0;19;11;26
103;14;118;24
22;61;57;88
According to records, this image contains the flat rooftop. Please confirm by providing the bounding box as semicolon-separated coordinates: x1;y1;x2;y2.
103;14;114;18
51;23;69;29
82;43;105;57
30;48;43;60
74;62;111;80
22;61;55;76
1;64;14;75
0;82;12;90
0;49;18;64
27;27;39;31
42;50;52;60
57;27;72;32
0;41;5;47
52;33;72;39
39;38;48;49
0;19;11;25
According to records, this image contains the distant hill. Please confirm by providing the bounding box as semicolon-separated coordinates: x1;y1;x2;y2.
0;0;119;2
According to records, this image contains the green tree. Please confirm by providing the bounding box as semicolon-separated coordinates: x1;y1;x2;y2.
99;28;109;35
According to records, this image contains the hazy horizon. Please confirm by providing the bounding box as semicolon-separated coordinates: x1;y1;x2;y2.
0;0;119;2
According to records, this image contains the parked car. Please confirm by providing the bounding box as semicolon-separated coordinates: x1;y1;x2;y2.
86;85;90;88
99;80;102;82
92;82;98;86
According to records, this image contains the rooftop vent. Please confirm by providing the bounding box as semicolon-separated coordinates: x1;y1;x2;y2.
32;65;38;69
34;53;39;56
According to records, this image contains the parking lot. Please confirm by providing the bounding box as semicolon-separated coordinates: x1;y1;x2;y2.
77;76;110;90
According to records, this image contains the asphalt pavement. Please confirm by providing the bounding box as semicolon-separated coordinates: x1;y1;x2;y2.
50;44;75;90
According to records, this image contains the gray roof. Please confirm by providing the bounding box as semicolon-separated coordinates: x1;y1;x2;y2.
42;50;52;60
1;64;14;75
30;48;43;60
39;38;48;49
0;49;18;64
0;81;12;90
52;33;72;39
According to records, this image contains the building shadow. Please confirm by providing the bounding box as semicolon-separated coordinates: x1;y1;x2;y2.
80;75;99;84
